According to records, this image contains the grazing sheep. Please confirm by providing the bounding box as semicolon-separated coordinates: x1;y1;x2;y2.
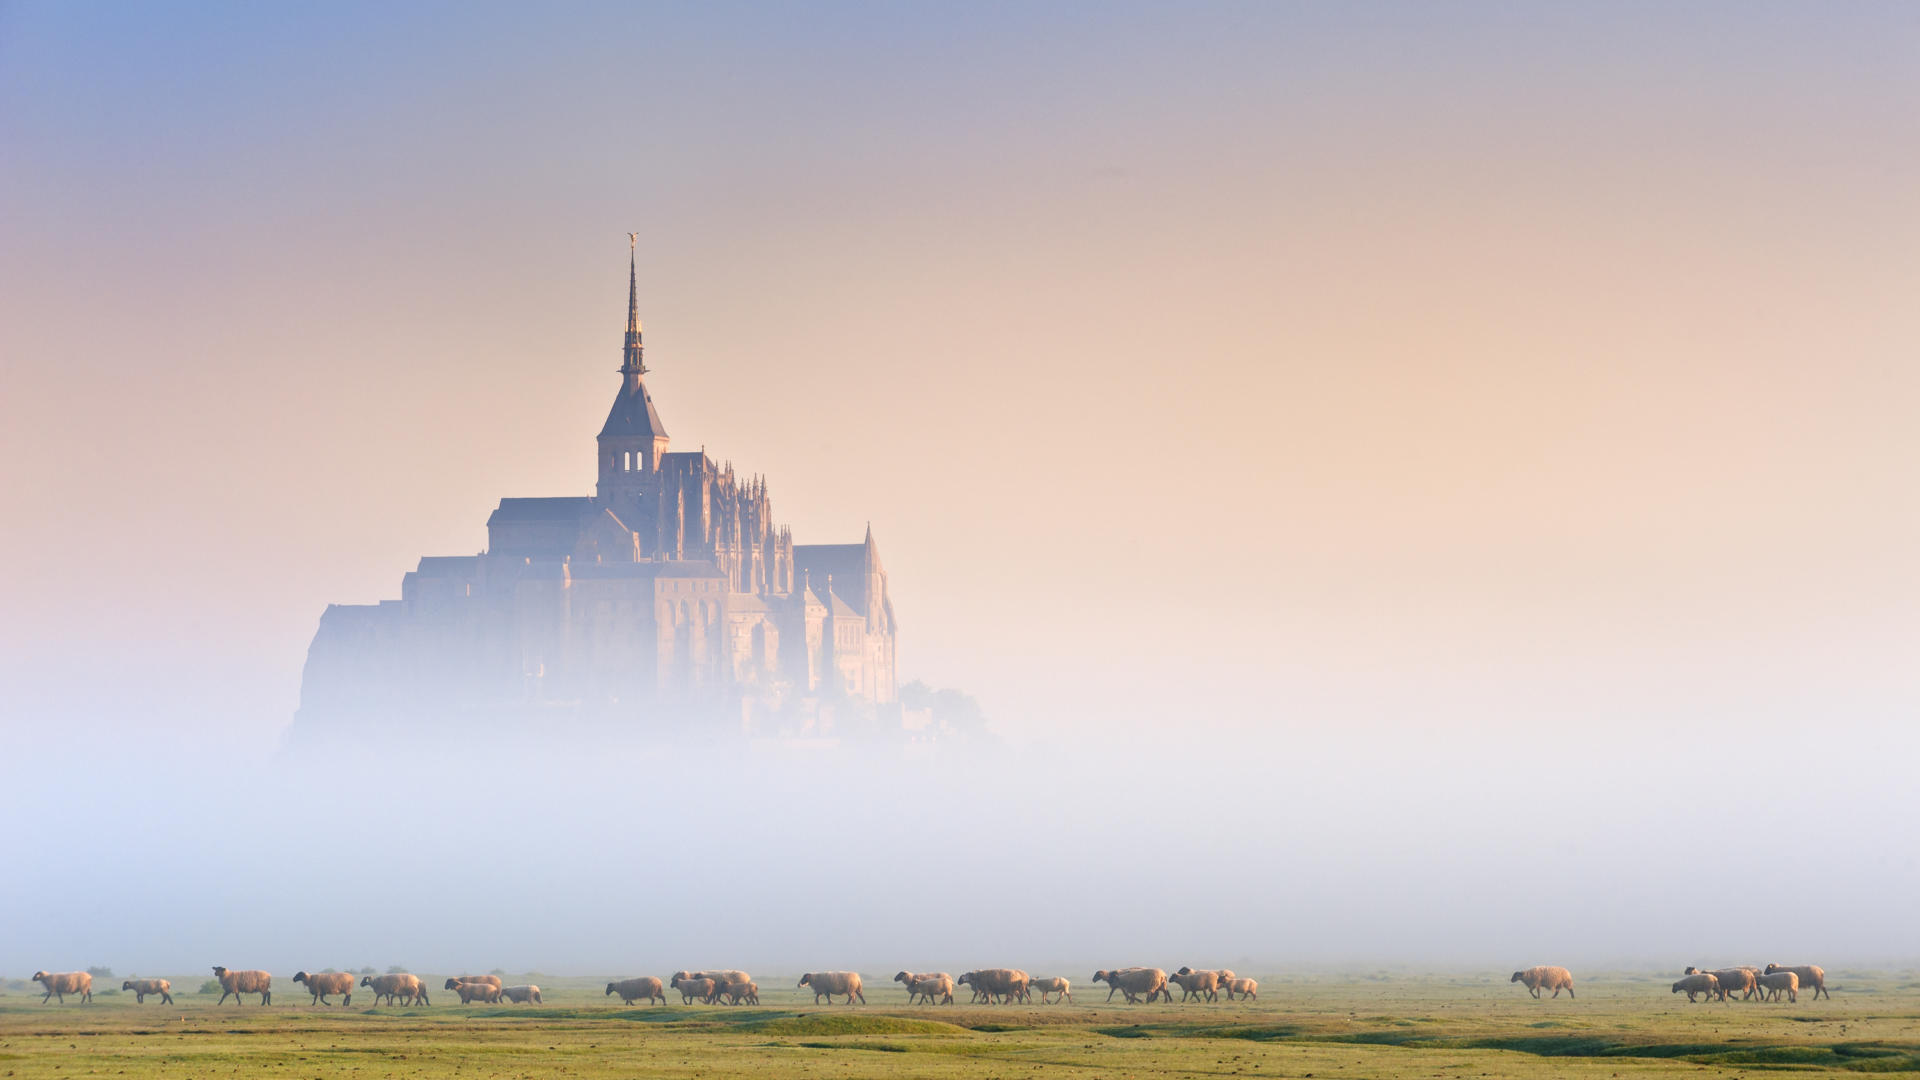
30;971;92;1005
500;984;542;1004
361;973;426;1006
1510;966;1575;999
1171;968;1221;1003
1758;970;1800;1003
1223;977;1259;1001
673;976;717;1004
292;971;356;1006
718;980;759;1005
453;981;503;1004
1685;966;1758;1002
1092;968;1170;1004
956;969;1029;1005
798;971;866;1005
121;978;172;1005
606;977;666;1005
1764;964;1829;1001
1671;972;1721;1002
1029;976;1071;1004
894;971;955;1005
211;967;272;1006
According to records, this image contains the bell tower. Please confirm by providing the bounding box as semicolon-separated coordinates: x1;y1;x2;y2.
597;235;670;515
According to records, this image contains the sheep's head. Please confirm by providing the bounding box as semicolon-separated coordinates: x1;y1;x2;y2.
212;966;228;978
1764;963;1781;974
32;972;48;982
894;971;911;982
121;981;133;990
798;973;813;986
1509;971;1524;982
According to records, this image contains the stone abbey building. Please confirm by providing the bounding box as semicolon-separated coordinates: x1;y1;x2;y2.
297;248;898;736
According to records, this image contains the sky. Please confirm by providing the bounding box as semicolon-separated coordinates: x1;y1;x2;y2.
2;3;1917;974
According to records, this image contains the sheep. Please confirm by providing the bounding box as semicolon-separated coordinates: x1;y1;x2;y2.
453;981;503;1004
718;980;759;1005
121;978;172;1005
956;969;1029;1005
445;974;503;989
798;971;866;1005
293;971;356;1006
1510;966;1575;999
362;973;426;1006
1685;966;1758;1002
1764;964;1829;1001
1758;970;1800;1003
1029;976;1071;1004
212;967;272;1006
1092;968;1170;1004
500;984;542;1004
672;969;750;989
1671;972;1721;1002
674;976;717;1004
1171;967;1221;1003
894;971;955;1004
606;977;666;1005
1223;977;1259;1001
30;971;92;1005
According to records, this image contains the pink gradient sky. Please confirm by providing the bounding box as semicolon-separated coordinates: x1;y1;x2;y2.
1;3;1916;753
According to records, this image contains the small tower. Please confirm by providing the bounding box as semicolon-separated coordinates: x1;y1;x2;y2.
597;235;670;511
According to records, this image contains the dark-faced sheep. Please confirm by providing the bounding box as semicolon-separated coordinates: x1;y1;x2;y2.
500;985;542;1004
453;981;503;1004
956;969;1029;1004
446;974;503;989
212;967;272;1006
799;971;865;1004
895;971;955;1004
1171;968;1220;1002
1764;964;1828;1001
121;978;172;1005
672;969;750;990
362;973;425;1006
606;977;666;1005
31;971;92;1005
1758;970;1800;1003
1671;972;1720;1002
673;976;716;1004
1510;966;1574;999
1093;968;1169;1004
293;971;355;1006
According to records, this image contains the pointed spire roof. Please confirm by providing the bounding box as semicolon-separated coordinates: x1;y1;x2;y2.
601;235;668;441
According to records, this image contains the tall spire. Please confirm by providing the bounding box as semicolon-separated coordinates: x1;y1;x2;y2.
622;232;646;380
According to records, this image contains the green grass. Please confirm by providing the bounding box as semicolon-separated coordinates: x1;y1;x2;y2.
2;972;1918;1077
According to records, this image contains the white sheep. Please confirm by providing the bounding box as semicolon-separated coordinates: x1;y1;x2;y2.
31;971;92;1005
1757;970;1800;1003
121;978;172;1005
1510;966;1575;999
1671;972;1720;1002
212;967;272;1006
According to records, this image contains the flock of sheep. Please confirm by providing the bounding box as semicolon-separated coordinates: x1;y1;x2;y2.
1505;964;1830;1006
1670;964;1830;1004
25;963;1829;1008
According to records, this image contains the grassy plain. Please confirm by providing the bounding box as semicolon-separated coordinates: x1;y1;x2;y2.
4;970;1919;1078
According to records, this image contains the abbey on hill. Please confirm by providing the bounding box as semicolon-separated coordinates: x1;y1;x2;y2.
296;246;897;737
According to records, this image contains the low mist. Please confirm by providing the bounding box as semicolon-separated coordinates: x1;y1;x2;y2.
7;702;1915;980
